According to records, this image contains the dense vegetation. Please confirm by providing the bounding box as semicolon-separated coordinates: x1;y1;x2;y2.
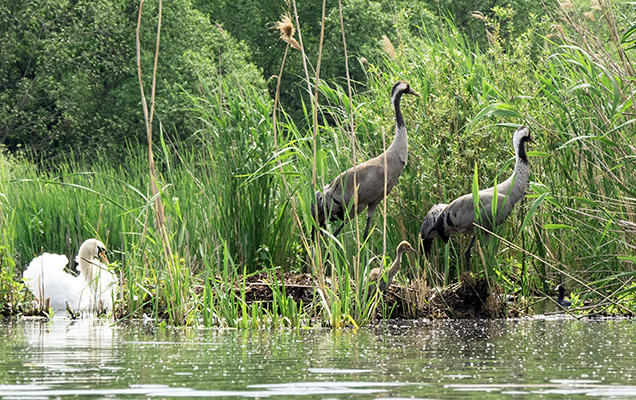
0;0;634;326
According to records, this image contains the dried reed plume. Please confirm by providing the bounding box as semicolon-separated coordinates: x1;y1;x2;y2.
471;11;486;22
559;0;574;12
382;35;396;58
274;14;301;51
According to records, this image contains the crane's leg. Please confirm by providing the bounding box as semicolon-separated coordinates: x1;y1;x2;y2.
465;235;476;270
333;223;345;237
362;205;378;243
362;216;373;242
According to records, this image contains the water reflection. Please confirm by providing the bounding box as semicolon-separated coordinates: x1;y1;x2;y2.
0;317;635;398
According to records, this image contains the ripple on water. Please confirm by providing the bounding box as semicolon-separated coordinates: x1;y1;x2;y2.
1;317;636;399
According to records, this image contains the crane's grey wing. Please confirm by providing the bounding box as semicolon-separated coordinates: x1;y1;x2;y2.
472;189;513;229
320;172;349;222
327;161;388;217
435;193;475;240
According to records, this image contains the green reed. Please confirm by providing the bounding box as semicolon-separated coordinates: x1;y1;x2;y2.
1;2;634;323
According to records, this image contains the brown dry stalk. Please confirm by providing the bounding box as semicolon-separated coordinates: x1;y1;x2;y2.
337;0;362;277
291;0;313;96
271;12;312;262
310;0;328;293
382;35;396;58
136;0;178;317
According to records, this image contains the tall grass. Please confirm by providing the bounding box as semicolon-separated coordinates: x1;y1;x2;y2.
1;1;634;324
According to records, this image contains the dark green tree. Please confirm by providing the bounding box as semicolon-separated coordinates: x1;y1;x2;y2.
0;0;265;160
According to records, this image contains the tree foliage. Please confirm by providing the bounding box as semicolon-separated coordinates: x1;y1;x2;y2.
0;0;265;160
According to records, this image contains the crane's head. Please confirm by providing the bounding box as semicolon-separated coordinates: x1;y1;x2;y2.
396;240;416;254
512;125;534;160
513;125;533;145
391;81;421;100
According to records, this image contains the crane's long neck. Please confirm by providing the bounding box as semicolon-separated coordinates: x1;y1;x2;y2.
387;248;405;276
387;90;408;162
501;137;530;200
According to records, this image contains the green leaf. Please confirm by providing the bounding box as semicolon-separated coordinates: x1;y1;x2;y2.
472;163;480;220
574;197;597;207
527;151;549;157
469;103;522;126
543;224;576;230
520;192;549;231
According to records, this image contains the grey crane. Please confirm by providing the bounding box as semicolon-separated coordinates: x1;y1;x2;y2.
421;125;533;268
312;81;420;241
368;240;415;292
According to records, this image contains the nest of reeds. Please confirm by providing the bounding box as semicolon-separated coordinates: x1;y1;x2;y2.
234;271;503;320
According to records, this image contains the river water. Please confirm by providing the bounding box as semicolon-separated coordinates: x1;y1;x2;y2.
1;316;635;399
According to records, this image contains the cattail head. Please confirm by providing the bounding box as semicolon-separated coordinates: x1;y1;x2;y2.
275;14;301;51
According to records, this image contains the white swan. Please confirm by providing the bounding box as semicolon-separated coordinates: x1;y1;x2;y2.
23;239;116;314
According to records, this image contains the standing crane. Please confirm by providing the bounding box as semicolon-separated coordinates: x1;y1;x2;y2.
420;125;533;268
312;81;420;241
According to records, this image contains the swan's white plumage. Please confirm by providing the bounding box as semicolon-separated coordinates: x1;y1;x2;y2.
23;253;88;311
23;239;116;313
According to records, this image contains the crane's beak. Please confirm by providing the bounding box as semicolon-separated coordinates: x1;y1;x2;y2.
408;88;421;98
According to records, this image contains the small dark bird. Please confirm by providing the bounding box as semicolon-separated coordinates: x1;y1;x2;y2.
312;81;420;241
368;241;416;292
556;284;571;307
420;125;534;268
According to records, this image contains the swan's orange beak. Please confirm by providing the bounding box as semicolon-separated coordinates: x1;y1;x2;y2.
99;250;109;265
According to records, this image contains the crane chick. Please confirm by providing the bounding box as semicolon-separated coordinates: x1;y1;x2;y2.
368;240;416;292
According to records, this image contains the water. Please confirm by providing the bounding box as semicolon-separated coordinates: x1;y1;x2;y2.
1;316;636;398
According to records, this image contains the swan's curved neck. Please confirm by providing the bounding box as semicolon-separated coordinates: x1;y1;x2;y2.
78;257;98;284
